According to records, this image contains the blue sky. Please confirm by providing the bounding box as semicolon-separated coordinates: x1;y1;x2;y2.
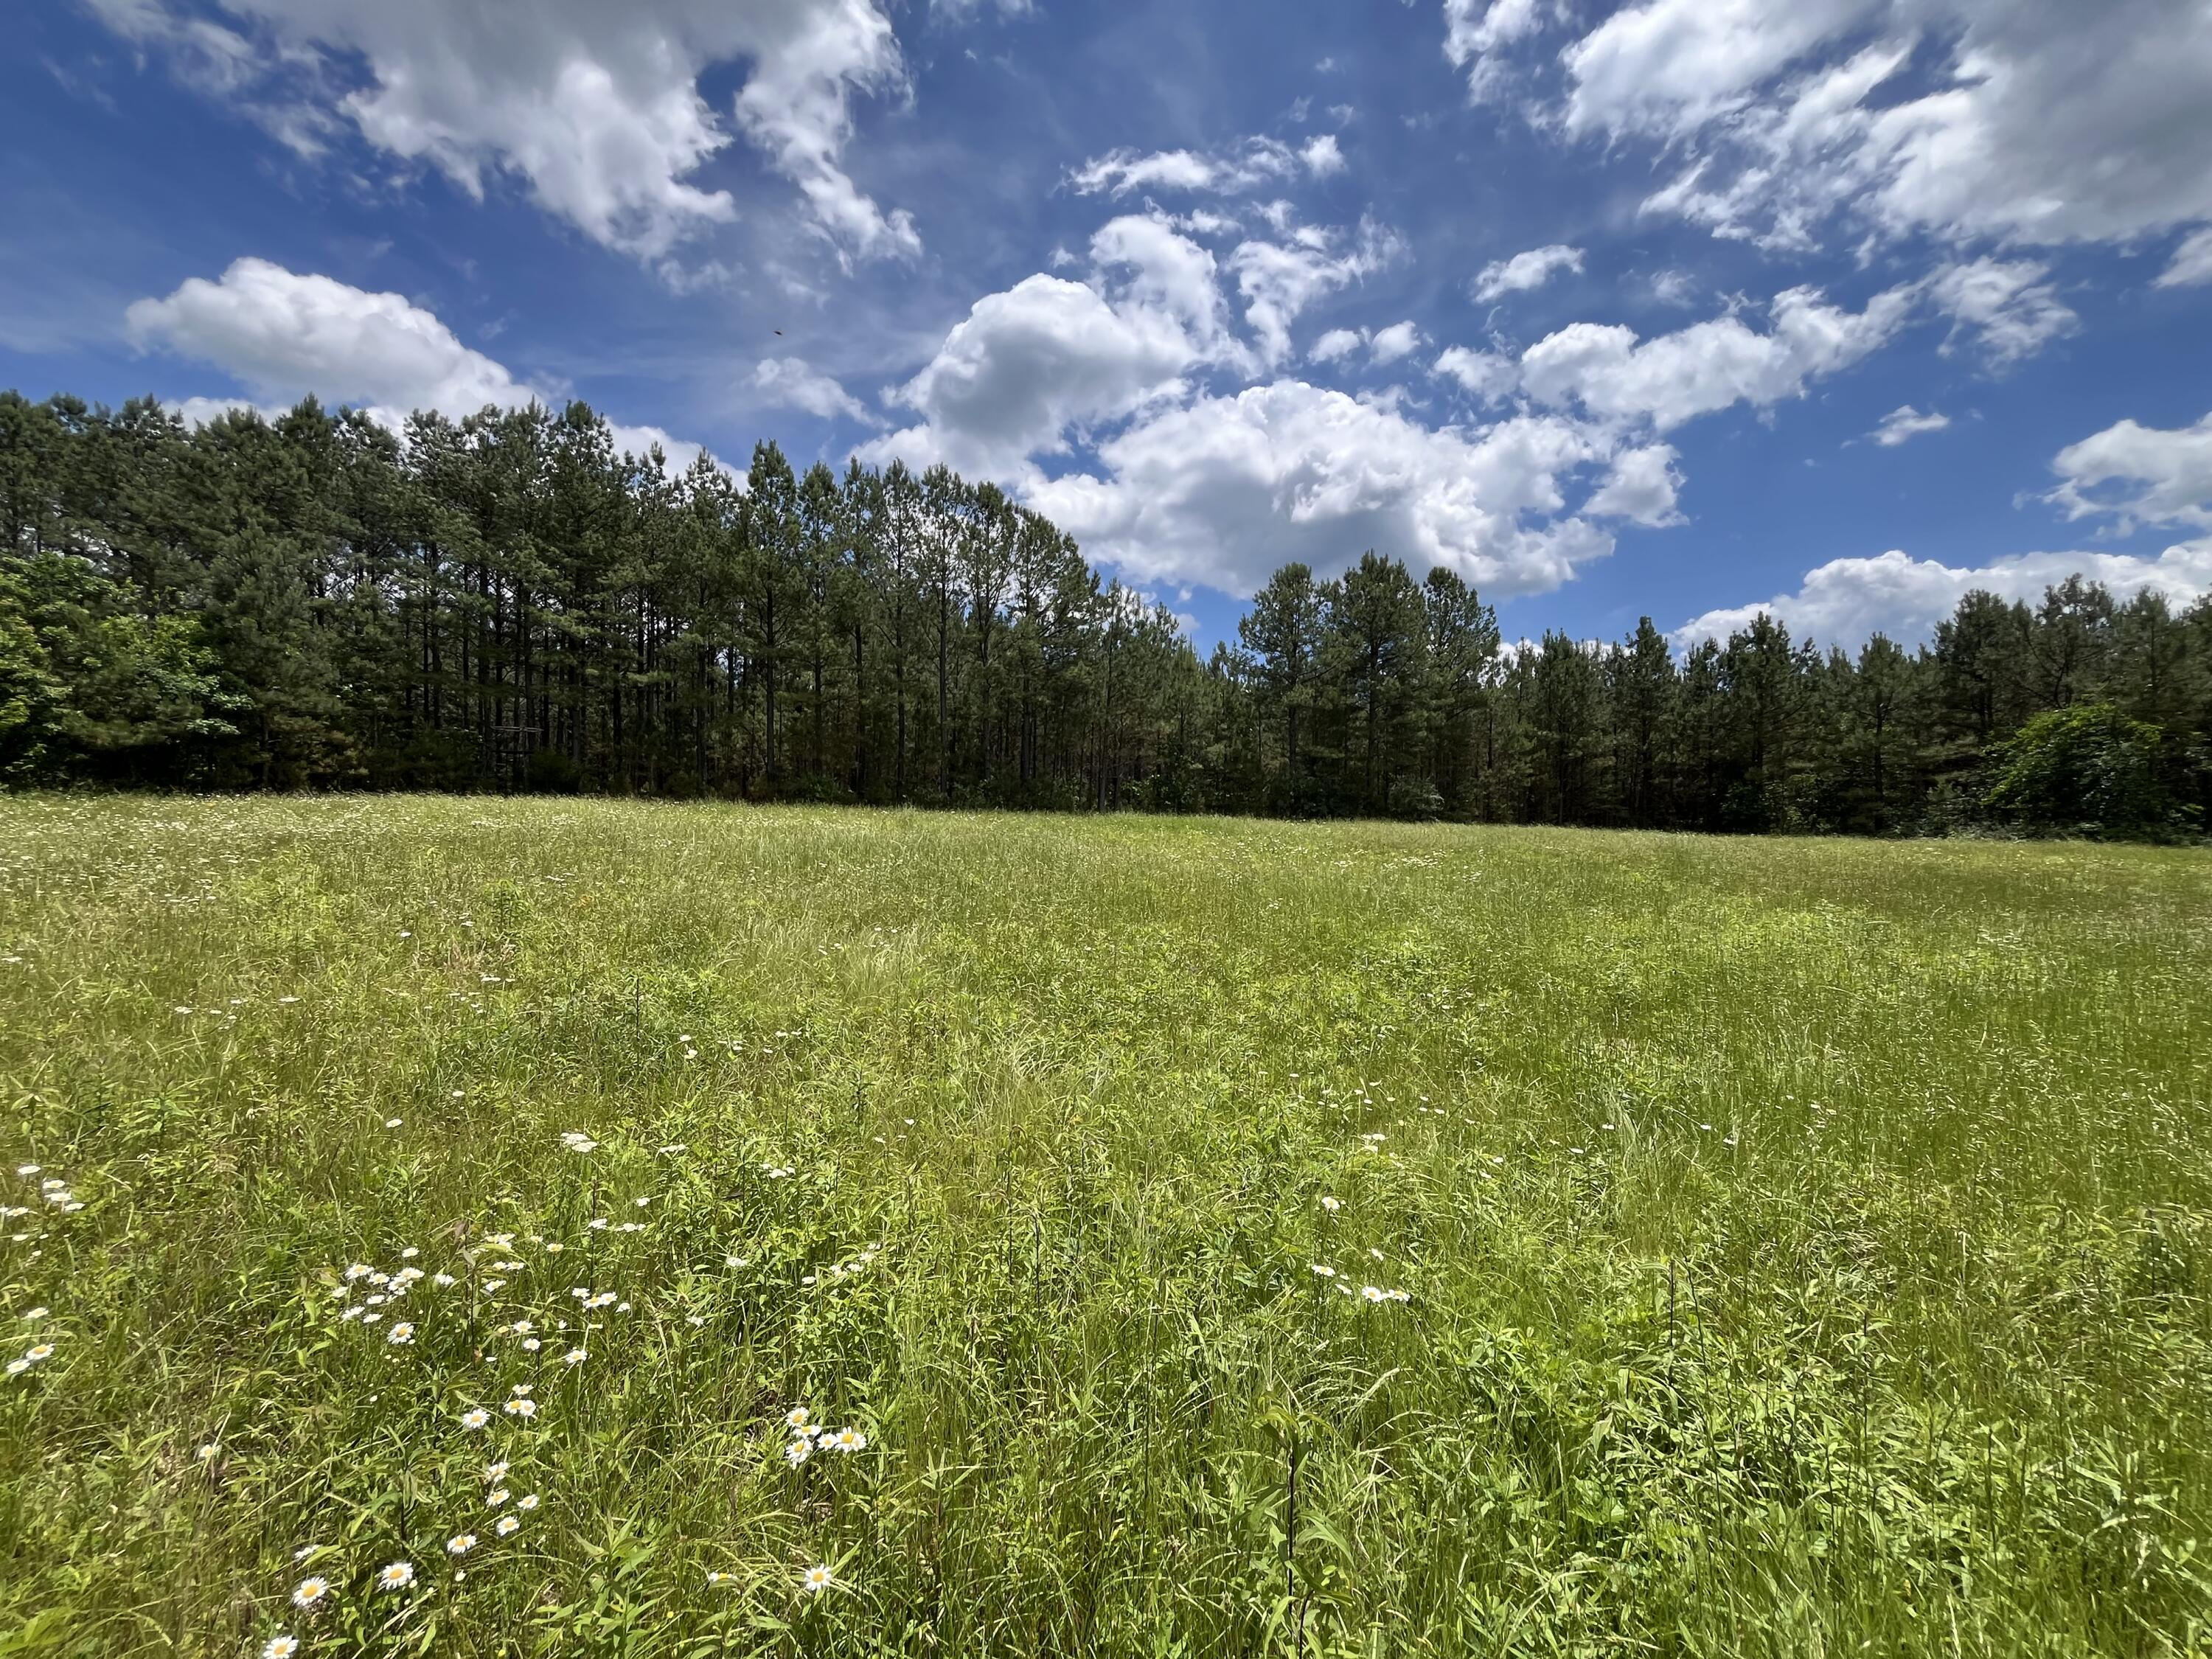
6;0;2211;653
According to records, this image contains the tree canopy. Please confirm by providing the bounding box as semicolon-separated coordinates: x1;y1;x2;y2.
4;389;2207;838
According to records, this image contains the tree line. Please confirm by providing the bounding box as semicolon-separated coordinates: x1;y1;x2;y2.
3;390;2205;838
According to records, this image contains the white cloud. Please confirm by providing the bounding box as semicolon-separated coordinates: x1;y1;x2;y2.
1025;383;1614;597
1674;541;2212;650
1443;0;1545;99
1432;346;1520;403
1530;0;2212;255
2048;410;2212;530
1301;133;1346;177
1583;443;1684;525
1923;258;2076;366
1868;405;1950;446
86;0;919;263
125;257;708;467
1071;138;1299;198
2157;227;2212;289
1310;328;1366;364
1230;217;1404;366
1368;321;1424;364
1472;243;1584;303
1519;283;1913;431
753;356;877;424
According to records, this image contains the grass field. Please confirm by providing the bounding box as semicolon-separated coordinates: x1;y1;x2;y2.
1;796;2209;1658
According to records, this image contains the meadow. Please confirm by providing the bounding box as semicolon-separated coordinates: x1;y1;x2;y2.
1;794;2208;1658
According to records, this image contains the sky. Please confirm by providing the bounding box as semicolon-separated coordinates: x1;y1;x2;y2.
6;0;2212;654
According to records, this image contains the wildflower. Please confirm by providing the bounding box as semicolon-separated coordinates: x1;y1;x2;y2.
785;1439;812;1467
339;1307;364;1322
495;1515;520;1537
584;1292;615;1310
1320;1196;1342;1212
5;1360;27;1377
618;1222;643;1234
14;1164;38;1176
21;1307;47;1321
562;1348;587;1366
511;1383;532;1396
389;1322;418;1346
616;1301;630;1312
587;1218;608;1231
706;1570;731;1585
446;1534;476;1556
22;1343;54;1364
801;1564;833;1594
262;1636;301;1658
361;1312;383;1326
517;1493;539;1511
461;1408;490;1430
487;1489;510;1507
375;1561;416;1593
484;1460;509;1482
432;1273;456;1287
725;1256;745;1268
482;1279;507;1292
366;1295;388;1307
509;1320;533;1335
634;1196;652;1208
196;1442;220;1461
831;1427;866;1452
1361;1285;1388;1302
785;1407;811;1431
658;1144;687;1154
291;1576;330;1610
292;1545;321;1563
1310;1264;1336;1278
560;1133;598;1153
504;1398;537;1419
521;1338;540;1352
544;1242;564;1254
400;1246;419;1259
384;1119;404;1130
345;1263;372;1281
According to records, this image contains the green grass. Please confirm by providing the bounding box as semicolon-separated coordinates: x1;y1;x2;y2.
1;795;2209;1658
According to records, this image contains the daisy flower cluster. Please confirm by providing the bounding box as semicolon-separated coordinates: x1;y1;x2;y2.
781;1406;869;1467
328;1255;431;1334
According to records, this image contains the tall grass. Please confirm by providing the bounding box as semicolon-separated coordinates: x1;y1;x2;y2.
1;794;2208;1657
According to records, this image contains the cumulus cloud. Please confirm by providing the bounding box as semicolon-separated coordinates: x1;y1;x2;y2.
753;356;877;424
1432;346;1520;403
1867;405;1950;447
125;257;706;467
1310;328;1366;364
2157;227;2212;289
2047;410;2212;530
1301;133;1346;177
1582;443;1684;525
1025;384;1614;597
1674;541;2212;650
1368;321;1424;364
84;0;920;263
1518;283;1913;430
1472;244;1584;303
1456;0;2212;258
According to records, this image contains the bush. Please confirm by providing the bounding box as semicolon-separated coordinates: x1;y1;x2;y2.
1982;703;2183;839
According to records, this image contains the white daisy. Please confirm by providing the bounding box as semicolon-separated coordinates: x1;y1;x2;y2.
562;1349;587;1366
1320;1196;1342;1211
262;1635;300;1658
785;1439;812;1467
831;1427;866;1452
517;1493;539;1511
495;1515;520;1537
375;1561;415;1592
487;1488;509;1507
446;1534;476;1555
801;1564;832;1594
483;1460;509;1482
291;1576;330;1609
461;1407;490;1430
386;1323;414;1345
504;1398;537;1419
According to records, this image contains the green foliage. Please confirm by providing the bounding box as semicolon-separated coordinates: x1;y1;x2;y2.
1983;702;2184;838
5;387;2212;838
1;796;2210;1655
